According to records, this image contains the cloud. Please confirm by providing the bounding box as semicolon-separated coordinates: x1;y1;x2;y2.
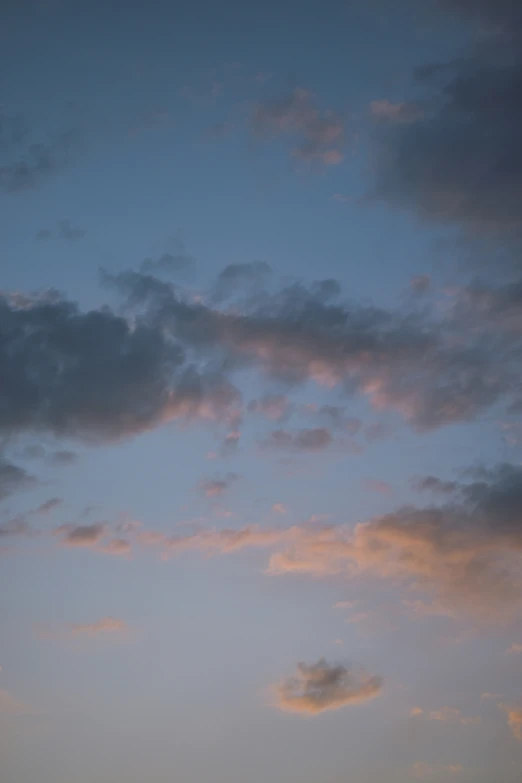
412;476;460;494
411;762;463;779
500;703;522;740
248;394;292;421
272;503;287;514
0;457;36;500
49;449;77;466
261;428;332;452
111;268;522;430
370;100;423;123
199;473;239;497
272;658;383;715
507;643;522;655
139;236;196;279
0;111;80;193
371;0;522;257
97;538;132;556
0;514;32;538
36;497;63;514
68;617;128;637
411;706;480;725
36;220;85;241
363;478;393;495
0;287;240;443
0;497;63;538
265;462;522;616
252;88;345;165
127;461;522;617
410;275;431;294
138;524;296;559
56;523;107;548
0;688;37;716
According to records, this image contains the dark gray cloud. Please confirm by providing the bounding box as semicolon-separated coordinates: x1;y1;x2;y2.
413;475;460;494
0;288;239;443
371;0;522;257
0;457;36;501
3;259;521;452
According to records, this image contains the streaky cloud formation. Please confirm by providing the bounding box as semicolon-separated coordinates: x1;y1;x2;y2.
68;617;128;637
272;658;383;715
110;267;522;430
411;706;480;725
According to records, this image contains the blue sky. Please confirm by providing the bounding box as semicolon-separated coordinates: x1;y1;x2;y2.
1;1;522;782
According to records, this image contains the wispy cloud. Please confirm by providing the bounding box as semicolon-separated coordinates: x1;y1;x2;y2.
252;88;345;166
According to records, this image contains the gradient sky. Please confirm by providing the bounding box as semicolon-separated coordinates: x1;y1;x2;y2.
1;1;522;782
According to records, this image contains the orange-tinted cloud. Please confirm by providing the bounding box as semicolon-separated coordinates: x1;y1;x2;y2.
272;658;383;716
500;704;522;741
411;706;480;725
68;617;128;637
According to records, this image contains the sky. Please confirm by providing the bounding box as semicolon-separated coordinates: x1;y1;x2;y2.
1;1;522;781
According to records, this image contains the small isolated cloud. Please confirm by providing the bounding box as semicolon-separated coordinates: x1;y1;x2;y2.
272;503;287;514
370;100;423;123
56;523;106;548
68;617;128;637
199;473;239;497
252;88;345;166
507;643;522;655
481;692;502;701
500;703;522;741
262;428;332;452
58;219;85;241
363;478;393;495
272;658;383;716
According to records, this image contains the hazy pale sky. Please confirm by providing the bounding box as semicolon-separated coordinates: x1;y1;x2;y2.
1;1;522;782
